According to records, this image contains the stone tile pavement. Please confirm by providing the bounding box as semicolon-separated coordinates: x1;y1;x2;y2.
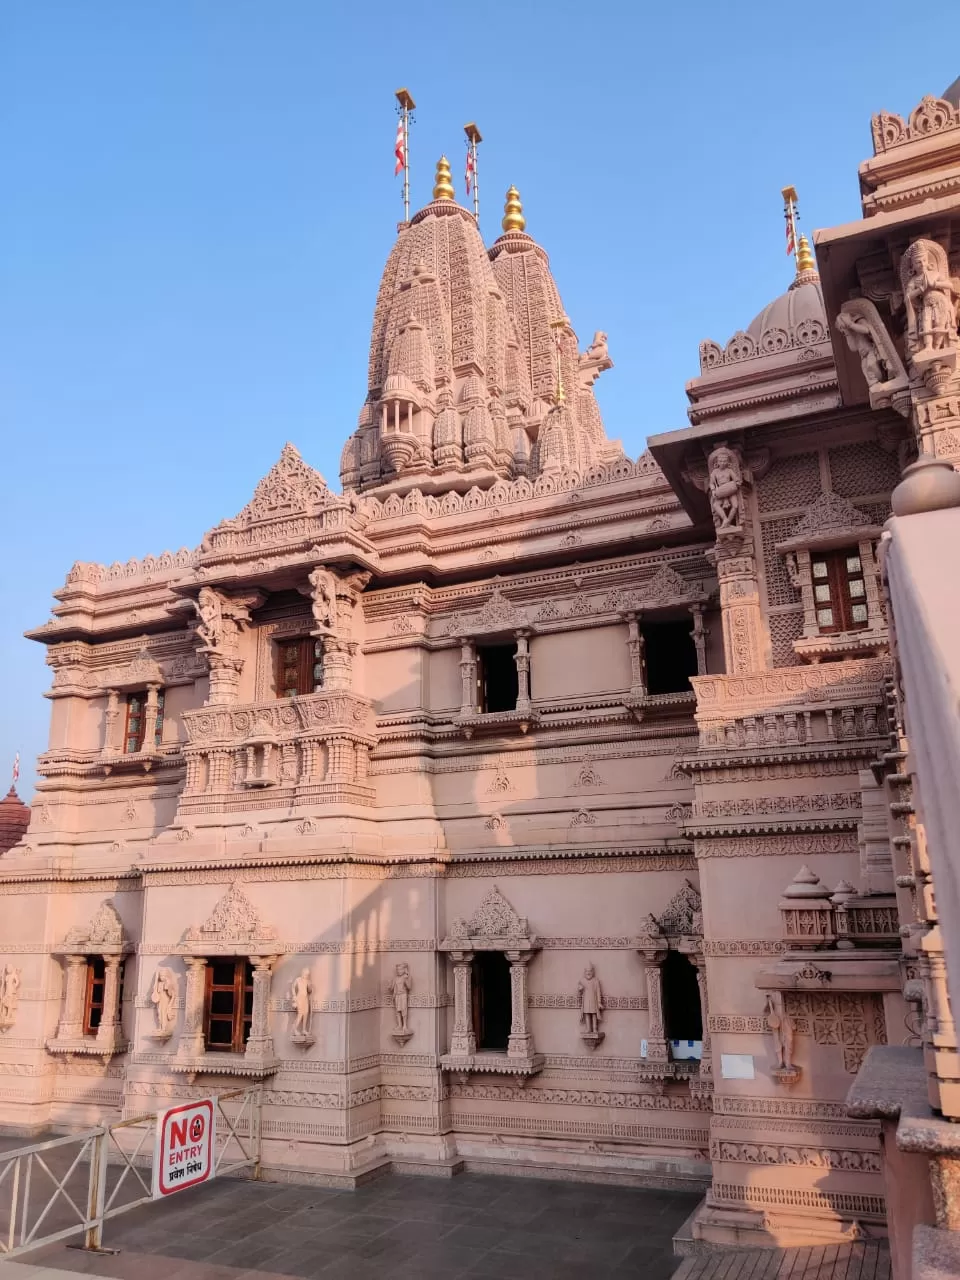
6;1171;703;1280
673;1242;891;1280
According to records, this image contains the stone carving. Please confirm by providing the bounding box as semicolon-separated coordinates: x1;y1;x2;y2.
789;491;873;540
306;567;337;634
901;239;960;357
221;442;333;527
658;880;702;936
469;886;528;940
290;968;314;1046
183;882;278;948
150;967;179;1039
765;993;800;1084
708;445;744;534
387;963;413;1045
835;299;909;412
0;966;21;1032
577;964;604;1047
64;901;125;949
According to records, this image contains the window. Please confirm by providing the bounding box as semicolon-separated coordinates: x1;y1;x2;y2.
124;690;164;754
811;549;868;633
203;959;254;1052
476;644;518;713
472;952;512;1051
643;621;698;695
82;957;125;1036
276;638;324;699
662;950;703;1044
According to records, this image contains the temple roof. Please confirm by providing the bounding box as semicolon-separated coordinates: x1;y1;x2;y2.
0;787;29;855
340;165;619;497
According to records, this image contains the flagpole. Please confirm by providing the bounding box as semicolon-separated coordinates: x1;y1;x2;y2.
395;88;416;224
781;184;799;264
464;122;482;223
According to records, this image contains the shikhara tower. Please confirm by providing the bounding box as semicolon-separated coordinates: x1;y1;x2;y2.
7;82;960;1265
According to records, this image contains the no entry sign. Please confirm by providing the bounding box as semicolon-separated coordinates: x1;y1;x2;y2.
153;1098;216;1198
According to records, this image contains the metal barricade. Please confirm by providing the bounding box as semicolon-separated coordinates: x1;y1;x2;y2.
0;1085;262;1258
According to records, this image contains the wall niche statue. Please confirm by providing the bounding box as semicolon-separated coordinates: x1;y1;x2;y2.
835;298;909;414
149;966;179;1040
707;445;744;535
765;993;800;1085
387;962;413;1046
290;967;315;1047
901;239;960;357
578;963;604;1048
0;964;21;1032
306;567;338;635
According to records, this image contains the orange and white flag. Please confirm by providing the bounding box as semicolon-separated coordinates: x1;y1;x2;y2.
394;119;405;176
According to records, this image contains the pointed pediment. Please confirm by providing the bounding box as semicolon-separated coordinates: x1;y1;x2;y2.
61;901;128;954
183;882;278;948
231;444;333;526
792;492;871;538
658;880;702;936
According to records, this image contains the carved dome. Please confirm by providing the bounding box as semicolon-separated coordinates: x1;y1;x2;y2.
340;170;618;494
746;275;826;348
0;787;30;855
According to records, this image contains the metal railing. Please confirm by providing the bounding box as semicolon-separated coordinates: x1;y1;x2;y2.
0;1086;261;1258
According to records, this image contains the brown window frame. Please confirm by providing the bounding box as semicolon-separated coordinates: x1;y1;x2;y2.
275;638;324;699
810;548;869;635
123;689;165;754
203;958;254;1053
82;957;124;1037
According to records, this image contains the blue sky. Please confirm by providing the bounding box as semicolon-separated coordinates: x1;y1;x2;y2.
2;1;956;797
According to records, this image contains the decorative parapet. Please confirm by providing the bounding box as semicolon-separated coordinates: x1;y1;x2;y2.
61;548;199;593
871;95;960;155
698;314;829;373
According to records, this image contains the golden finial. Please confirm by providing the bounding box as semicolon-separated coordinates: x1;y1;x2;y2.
502;185;526;233
432;156;455;202
796;233;816;275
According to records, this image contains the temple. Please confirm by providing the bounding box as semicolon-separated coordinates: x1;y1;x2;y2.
7;75;960;1276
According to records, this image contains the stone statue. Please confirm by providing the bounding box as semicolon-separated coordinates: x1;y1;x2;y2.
195;587;224;650
150;967;179;1037
764;993;796;1070
307;567;338;634
577;964;604;1036
835;309;889;387
901;239;960;354
586;331;609;362
0;965;20;1031
707;445;743;534
388;963;412;1034
291;968;313;1040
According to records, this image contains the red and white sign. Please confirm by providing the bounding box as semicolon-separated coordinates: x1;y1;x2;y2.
153;1098;216;1198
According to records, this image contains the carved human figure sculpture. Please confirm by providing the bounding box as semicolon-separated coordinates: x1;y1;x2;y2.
707;445;743;534
900;239;960;354
291;968;313;1039
835;310;889;388
195;587;224;651
578;964;604;1035
0;965;20;1031
388;962;412;1034
764;993;796;1070
586;331;609;362
150;967;179;1037
307;567;338;635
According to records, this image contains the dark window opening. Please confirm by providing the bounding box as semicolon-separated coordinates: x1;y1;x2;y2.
477;644;518;713
124;690;165;753
204;959;254;1053
276;638;324;699
472;951;513;1051
82;957;125;1036
811;548;869;634
662;950;703;1042
643;621;698;695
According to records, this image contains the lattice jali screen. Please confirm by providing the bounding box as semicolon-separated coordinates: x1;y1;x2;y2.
760;516;802;607
769;610;804;667
757;452;821;514
827;442;901;500
783;991;887;1073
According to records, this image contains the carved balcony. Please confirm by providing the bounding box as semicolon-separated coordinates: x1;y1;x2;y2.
177;691;377;816
779;868;900;951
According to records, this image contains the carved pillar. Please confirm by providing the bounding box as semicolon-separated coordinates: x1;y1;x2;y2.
689;605;707;676
183;753;203;795
714;552;769;674
58;955;88;1041
178;957;207;1059
459;640;477;716
206;654;243;706
691;955;713;1079
95;958;124;1051
323;640;354;691
449;951;476;1056
144;684;162;752
859;538;884;631
640;951;669;1062
514;632;531;714
626;614;646;696
795;548;818;638
505;950;535;1059
103;690;120;756
246;957;277;1060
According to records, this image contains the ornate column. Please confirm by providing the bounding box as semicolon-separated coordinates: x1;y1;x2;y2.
246;957;278;1060
514;632;531;714
95;958;124;1052
459;641;477;717
144;684;162;751
58;955;88;1041
626;614;646;696
322;641;354;691
714;552;768;674
102;690;120;756
178;957;207;1059
689;604;708;676
505;950;535;1059
448;951;476;1056
690;954;713;1079
642;958;670;1063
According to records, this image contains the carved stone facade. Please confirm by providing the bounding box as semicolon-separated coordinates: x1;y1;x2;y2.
15;85;960;1261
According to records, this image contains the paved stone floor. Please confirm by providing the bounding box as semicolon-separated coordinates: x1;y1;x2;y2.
673;1242;891;1280
12;1171;703;1280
